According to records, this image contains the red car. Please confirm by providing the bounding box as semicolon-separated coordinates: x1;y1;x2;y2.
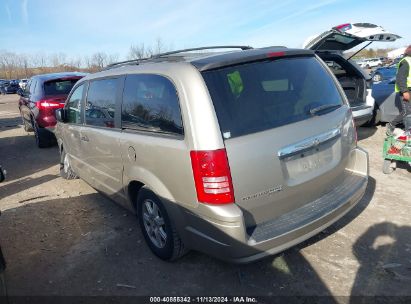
18;72;86;147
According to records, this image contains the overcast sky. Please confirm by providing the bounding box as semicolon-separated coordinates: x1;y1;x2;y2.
0;0;409;59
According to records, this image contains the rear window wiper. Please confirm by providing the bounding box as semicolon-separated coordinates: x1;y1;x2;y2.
309;104;342;116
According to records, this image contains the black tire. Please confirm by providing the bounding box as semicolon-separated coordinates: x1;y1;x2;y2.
33;121;56;148
363;106;381;127
137;187;186;261
21;114;32;132
33;122;49;148
60;149;78;179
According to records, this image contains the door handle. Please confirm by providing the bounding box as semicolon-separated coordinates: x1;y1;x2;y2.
80;135;89;142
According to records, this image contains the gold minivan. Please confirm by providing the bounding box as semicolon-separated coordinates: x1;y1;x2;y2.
55;46;368;262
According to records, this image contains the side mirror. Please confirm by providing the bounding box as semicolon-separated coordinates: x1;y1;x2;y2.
0;166;6;183
56;108;68;123
17;88;23;96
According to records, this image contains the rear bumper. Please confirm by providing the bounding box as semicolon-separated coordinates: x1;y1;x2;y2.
36;115;57;129
172;147;368;263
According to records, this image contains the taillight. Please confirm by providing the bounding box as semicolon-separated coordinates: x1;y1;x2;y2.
36;99;64;110
190;149;235;204
334;23;352;32
267;51;285;58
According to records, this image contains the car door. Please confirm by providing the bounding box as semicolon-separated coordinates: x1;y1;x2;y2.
61;82;87;177
372;78;400;122
19;79;33;126
80;76;126;203
303;23;401;51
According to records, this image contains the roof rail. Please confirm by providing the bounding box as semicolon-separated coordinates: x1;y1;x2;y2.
104;45;253;70
104;57;151;70
151;46;253;58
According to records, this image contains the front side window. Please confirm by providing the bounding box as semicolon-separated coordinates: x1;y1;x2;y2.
66;84;85;124
85;78;119;128
121;74;183;135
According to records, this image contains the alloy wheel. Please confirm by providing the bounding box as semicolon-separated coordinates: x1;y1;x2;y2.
142;199;167;248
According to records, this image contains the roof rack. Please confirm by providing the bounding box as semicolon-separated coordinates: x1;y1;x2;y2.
151;45;253;58
104;45;253;70
104;57;151;70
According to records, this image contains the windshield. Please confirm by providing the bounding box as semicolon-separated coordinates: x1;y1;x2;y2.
202;56;344;138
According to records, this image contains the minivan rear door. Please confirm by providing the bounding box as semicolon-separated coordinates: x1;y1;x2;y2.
303;23;401;51
202;55;356;228
80;77;124;201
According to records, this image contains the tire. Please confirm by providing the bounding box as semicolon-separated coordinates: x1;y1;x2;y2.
60;149;78;180
383;159;395;174
137;187;186;261
363;106;381;127
33;122;54;148
372;73;382;82
21;114;32;132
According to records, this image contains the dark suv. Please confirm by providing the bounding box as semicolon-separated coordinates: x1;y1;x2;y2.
18;72;86;147
0;80;19;94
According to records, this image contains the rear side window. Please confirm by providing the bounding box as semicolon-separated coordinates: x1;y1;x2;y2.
202;56;344;138
121;74;183;135
44;79;79;96
29;80;37;95
66;84;85;124
85;78;119;128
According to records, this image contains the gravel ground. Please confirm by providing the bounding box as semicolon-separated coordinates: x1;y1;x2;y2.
0;94;410;299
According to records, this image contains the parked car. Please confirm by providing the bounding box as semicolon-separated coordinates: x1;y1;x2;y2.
18;72;86;147
372;77;401;123
0;80;19;94
361;58;383;68
19;79;28;90
371;64;397;82
55;46;369;262
303;22;400;126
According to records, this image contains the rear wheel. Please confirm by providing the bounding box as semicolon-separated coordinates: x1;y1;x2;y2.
60;149;78;180
21;114;32;132
33;123;49;148
137;187;186;261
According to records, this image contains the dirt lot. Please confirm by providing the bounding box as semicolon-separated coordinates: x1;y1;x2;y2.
0;94;410;299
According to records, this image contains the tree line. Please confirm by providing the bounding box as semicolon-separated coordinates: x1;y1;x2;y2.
1;43;397;80
0;39;170;80
347;48;396;59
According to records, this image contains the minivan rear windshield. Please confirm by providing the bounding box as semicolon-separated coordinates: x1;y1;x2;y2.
202;56;344;139
44;78;80;96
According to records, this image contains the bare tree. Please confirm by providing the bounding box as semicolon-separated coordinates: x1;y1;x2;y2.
128;43;148;60
128;38;171;60
107;53;119;65
91;52;107;69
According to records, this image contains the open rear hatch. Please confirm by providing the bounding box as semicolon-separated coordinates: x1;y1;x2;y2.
303;23;401;51
304;23;400;121
202;51;357;231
